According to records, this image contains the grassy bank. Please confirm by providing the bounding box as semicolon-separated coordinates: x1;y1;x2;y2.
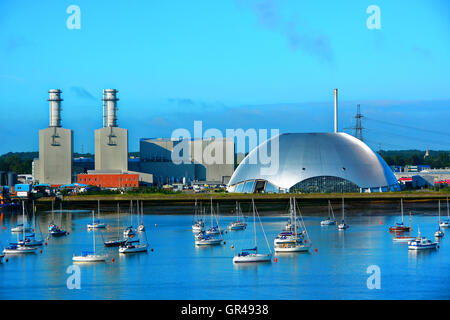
36;190;450;204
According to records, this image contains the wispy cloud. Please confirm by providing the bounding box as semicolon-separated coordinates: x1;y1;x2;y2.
239;0;334;63
70;86;96;100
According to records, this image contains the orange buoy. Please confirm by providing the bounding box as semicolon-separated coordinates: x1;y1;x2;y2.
231;245;234;249
45;242;48;246
305;239;307;244
40;250;42;254
315;248;318;253
380;221;383;225
155;224;157;227
4;226;6;230
112;258;115;262
274;258;278;263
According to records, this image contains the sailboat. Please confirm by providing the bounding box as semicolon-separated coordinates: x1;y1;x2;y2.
138;200;145;232
3;201;38;255
274;198;311;253
192;200;205;232
123;200;137;238
228;201;247;231
11;203;32;233
320;200;337;226
205;198;223;235
393;212;415;242
48;201;67;236
435;200;444;238
19;201;43;247
389;199;410;232
233;199;272;263
338;196;349;230
73;229;107;262
439;197;450;228
104;203;127;247
87;200;106;229
119;208;148;254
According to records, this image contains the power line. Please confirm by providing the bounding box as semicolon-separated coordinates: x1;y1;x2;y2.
365;117;450;137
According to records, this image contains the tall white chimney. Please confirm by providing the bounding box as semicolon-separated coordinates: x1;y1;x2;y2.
48;89;63;127
334;88;338;133
102;89;119;127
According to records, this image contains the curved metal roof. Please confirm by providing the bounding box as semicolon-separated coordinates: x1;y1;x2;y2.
228;132;398;189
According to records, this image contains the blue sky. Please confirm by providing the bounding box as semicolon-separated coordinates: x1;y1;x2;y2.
0;0;449;154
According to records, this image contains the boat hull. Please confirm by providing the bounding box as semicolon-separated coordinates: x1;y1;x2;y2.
320;220;336;226
104;239;126;247
393;237;415;242
119;244;148;253
195;239;222;246
274;245;310;252
233;254;272;263
3;247;37;254
408;244;438;250
73;255;107;262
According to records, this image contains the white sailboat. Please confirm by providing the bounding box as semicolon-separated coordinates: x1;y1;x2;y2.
435;200;444;238
20;201;43;247
119;204;148;253
87;200;106;229
233;199;272;263
73;229;107;262
3;201;38;255
11;202;32;233
439;197;450;228
393;212;415;242
320;200;337;226
338;196;349;230
228;202;247;231
274;198;311;253
104;203;127;247
205;198;223;235
123;200;137;238
192;199;205;232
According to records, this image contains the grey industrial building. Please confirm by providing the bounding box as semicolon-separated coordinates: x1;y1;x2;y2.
33;89;73;185
132;138;235;185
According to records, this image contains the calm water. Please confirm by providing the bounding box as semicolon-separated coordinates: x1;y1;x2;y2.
0;203;449;300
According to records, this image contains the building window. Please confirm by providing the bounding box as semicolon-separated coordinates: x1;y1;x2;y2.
290;176;360;193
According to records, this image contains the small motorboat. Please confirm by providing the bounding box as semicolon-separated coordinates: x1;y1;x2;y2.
233;247;272;263
408;234;438;250
73;251;107;262
3;244;37;255
192;221;204;232
440;198;450;228
87;219;106;229
119;239;148;253
393;235;416;242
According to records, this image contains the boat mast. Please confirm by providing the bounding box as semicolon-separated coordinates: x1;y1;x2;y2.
253;199;257;253
401;198;404;223
293;197;297;235
342;196;345;222
22;200;25;243
438;200;441;223
117;202;120;238
447;197;449;219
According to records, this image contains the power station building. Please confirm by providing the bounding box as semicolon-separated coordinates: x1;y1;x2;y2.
227;89;400;193
95;89;128;172
133;137;235;185
33;90;73;185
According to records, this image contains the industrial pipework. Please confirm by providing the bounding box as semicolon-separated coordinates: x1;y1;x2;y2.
102;89;119;127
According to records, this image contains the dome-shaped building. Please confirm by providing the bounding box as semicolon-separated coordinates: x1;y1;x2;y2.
227;132;399;193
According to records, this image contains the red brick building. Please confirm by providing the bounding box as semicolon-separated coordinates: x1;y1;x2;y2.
77;173;139;188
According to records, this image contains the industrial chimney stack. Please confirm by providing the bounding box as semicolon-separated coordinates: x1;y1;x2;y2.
334;88;338;133
102;89;119;127
48;89;63;127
